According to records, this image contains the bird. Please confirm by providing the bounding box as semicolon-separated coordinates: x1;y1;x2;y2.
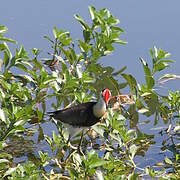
48;88;111;139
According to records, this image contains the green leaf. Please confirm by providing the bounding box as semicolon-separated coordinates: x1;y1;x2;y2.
140;58;151;77
154;46;158;59
3;51;10;68
52;131;60;145
0;25;8;34
44;35;54;44
0;58;3;71
69;168;79;178
83;30;91;43
32;48;41;57
58;31;72;46
153;61;169;73
2;42;12;57
45;135;53;147
92;125;104;137
107;15;120;25
140;58;155;88
95;170;104;180
174;125;180;133
164;156;173;165
82;73;95;83
112;66;127;76
157;48;171;60
159;74;180;84
89;159;107;169
73;153;82;164
112;39;127;45
3;167;17;177
53;26;58;39
0;37;16;44
76;64;82;78
79;40;90;52
119;82;128;89
138;108;149;114
122;73;137;93
55;54;67;73
74;14;90;30
127;129;137;138
128;173;140;180
129;144;138;159
141;92;152;97
14;120;25;127
0;158;9;163
0;108;6;123
144;76;154;89
109;132;122;145
89;6;96;20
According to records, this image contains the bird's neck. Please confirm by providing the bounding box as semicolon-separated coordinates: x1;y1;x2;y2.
93;96;106;118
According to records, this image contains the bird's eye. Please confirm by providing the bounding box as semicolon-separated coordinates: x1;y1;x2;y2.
101;88;105;93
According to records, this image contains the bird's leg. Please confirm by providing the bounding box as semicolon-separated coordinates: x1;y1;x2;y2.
78;130;84;155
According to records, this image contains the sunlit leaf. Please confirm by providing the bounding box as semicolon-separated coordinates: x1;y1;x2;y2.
53;26;58;39
74;14;90;30
138;108;149;114
0;159;9;163
95;170;104;180
14;120;25;127
164;156;173;165
0;37;16;44
127;130;137;139
89;6;96;20
92;125;104;137
0;25;8;34
112;39;127;45
159;74;180;84
129;144;138;159
174;125;180;133
0;58;3;71
73;153;82;165
0;108;6;123
3;167;17;177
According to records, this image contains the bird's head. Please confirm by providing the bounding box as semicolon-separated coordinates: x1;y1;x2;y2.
101;88;111;106
93;88;111;118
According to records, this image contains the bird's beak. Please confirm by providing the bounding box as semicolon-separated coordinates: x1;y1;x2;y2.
103;89;111;106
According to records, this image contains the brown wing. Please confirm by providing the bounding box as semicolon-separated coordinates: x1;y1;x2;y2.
48;102;100;127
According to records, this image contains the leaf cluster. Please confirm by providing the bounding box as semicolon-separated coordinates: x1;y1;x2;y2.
0;6;179;180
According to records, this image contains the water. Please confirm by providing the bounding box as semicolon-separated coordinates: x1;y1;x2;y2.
1;0;180;86
1;0;180;173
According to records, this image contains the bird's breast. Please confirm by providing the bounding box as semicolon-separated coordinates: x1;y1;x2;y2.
92;102;106;118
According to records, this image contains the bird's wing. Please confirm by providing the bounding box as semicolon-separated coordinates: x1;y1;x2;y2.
48;102;97;127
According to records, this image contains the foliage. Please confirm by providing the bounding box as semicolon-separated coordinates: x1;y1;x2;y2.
0;6;179;179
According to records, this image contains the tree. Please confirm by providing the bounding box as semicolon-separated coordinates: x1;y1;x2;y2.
0;6;179;179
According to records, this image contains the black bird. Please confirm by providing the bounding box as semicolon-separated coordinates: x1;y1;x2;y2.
48;88;111;138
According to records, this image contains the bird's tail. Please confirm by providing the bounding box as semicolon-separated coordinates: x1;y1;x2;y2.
45;111;54;117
